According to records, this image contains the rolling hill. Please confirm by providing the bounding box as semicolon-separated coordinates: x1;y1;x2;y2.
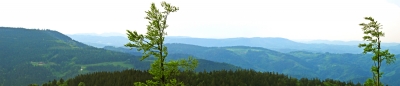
104;43;400;85
0;27;239;86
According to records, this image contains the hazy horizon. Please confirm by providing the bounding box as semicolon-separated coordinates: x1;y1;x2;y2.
1;0;400;42
66;32;400;44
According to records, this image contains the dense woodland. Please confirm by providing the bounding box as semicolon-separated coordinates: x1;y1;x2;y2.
0;27;239;86
104;44;400;85
0;27;141;85
33;69;362;86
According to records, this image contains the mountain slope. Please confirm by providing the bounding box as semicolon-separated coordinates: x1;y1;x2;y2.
0;27;143;86
105;43;400;85
0;27;240;86
105;44;318;78
288;51;400;85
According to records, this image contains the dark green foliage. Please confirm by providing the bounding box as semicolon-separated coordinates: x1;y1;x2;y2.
59;78;64;84
51;69;361;86
105;44;400;85
66;69;151;86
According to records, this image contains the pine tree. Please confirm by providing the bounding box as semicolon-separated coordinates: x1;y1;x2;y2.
59;78;64;84
78;82;86;86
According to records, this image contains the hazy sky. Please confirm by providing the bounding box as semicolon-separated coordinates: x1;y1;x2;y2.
1;0;399;42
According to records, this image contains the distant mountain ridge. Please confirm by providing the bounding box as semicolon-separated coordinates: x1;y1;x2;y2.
68;34;128;48
298;40;400;46
68;34;400;54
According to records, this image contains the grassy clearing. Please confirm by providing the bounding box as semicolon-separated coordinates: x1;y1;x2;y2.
76;61;134;69
225;48;263;55
30;61;57;67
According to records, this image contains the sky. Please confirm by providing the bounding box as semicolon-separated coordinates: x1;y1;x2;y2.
1;0;400;42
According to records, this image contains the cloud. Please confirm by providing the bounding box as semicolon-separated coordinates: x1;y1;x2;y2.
0;0;399;42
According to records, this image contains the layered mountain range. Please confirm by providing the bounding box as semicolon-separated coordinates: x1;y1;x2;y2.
70;33;400;85
68;34;400;54
0;27;239;86
1;27;399;85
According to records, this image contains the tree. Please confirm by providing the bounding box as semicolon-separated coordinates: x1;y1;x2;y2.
28;84;39;86
358;17;396;86
51;79;57;86
78;82;86;86
59;78;64;84
125;1;198;86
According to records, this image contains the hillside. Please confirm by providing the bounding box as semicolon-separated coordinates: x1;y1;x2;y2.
0;27;239;86
104;43;400;85
104;44;317;78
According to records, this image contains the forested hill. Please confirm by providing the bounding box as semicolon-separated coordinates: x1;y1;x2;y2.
0;27;142;86
35;69;362;86
165;44;400;85
104;43;400;85
0;27;239;86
